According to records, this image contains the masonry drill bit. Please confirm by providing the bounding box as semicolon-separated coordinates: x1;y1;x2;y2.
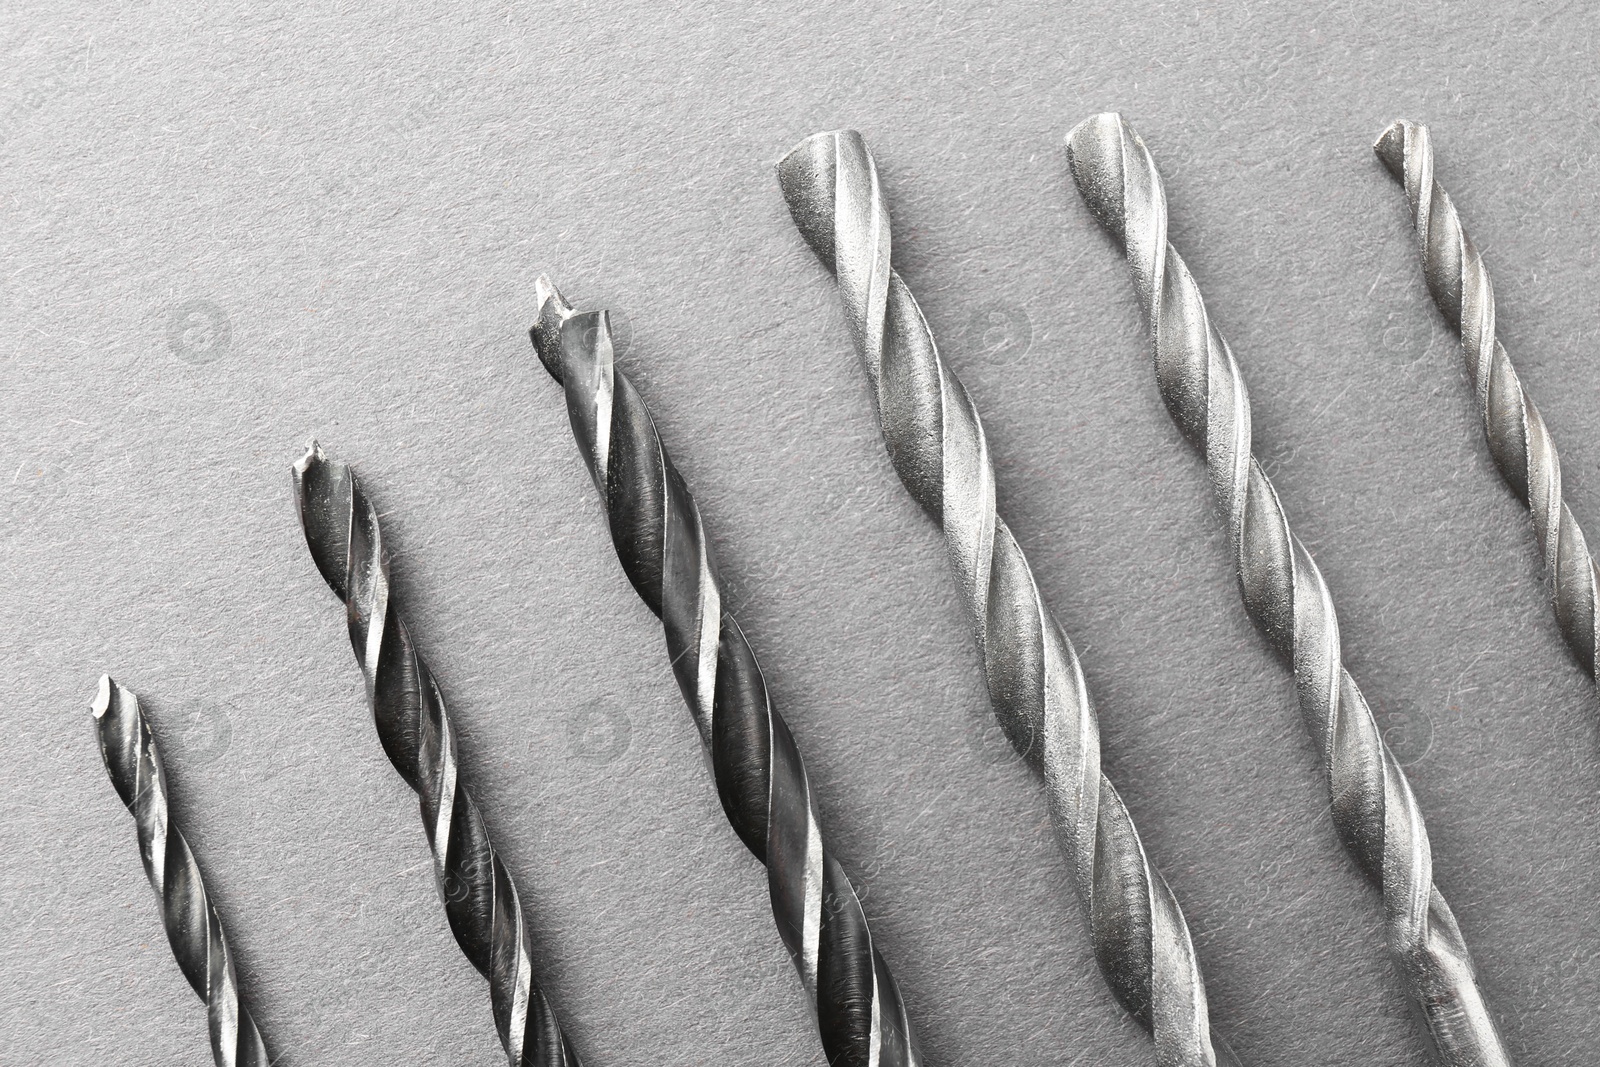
778;130;1237;1067
1066;112;1510;1067
92;675;270;1067
530;279;918;1067
1375;119;1599;684
293;443;578;1067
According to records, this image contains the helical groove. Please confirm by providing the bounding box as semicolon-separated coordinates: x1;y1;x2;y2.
294;444;579;1067
779;128;1238;1067
530;277;919;1067
1376;119;1598;684
93;675;271;1067
1067;111;1510;1067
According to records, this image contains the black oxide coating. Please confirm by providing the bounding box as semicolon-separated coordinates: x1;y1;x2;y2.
531;278;918;1067
94;676;270;1067
294;445;578;1067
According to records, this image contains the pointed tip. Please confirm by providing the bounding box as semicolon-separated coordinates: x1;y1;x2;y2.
294;440;327;476
1373;119;1416;179
535;273;556;308
1064;111;1123;148
91;674;113;718
779;129;851;170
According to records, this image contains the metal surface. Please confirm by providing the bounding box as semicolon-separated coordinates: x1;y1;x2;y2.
92;676;270;1067
293;444;579;1067
1375;119;1599;686
777;130;1239;1067
1065;112;1511;1067
530;278;919;1067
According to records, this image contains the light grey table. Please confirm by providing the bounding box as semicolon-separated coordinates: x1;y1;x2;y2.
2;3;1595;1064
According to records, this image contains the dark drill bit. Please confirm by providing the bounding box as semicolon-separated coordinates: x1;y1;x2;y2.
780;129;1239;1067
293;444;579;1067
1066;111;1510;1067
530;278;920;1067
92;675;270;1067
1376;119;1599;683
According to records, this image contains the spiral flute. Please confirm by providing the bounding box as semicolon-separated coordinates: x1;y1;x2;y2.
530;278;918;1067
93;675;270;1067
1375;119;1599;683
779;130;1237;1067
294;444;578;1067
1066;112;1509;1066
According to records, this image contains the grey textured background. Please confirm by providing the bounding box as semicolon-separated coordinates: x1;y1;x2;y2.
1;3;1597;1065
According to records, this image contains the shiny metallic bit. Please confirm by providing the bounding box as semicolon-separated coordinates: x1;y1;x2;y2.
293;444;579;1067
530;278;919;1067
92;675;270;1067
1375;118;1599;683
1066;112;1511;1067
778;130;1238;1067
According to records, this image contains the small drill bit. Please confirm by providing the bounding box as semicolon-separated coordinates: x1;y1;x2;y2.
92;675;270;1067
1375;119;1599;683
1066;112;1510;1067
778;130;1238;1067
530;278;919;1067
293;444;578;1067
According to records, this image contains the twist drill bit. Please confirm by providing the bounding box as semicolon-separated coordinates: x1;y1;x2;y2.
530;278;919;1067
92;675;270;1067
1375;119;1599;683
293;444;578;1067
778;130;1239;1067
1066;112;1510;1067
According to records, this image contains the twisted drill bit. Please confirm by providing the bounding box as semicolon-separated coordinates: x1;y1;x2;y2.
293;443;578;1067
529;278;918;1067
1375;119;1599;683
778;130;1238;1067
1066;112;1510;1066
92;675;270;1067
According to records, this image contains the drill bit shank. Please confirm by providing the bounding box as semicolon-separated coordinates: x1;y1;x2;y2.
93;675;270;1067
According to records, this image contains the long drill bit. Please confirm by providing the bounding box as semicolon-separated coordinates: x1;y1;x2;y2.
1065;112;1510;1067
778;130;1238;1067
1375;119;1599;684
529;278;919;1067
293;444;578;1067
92;675;270;1067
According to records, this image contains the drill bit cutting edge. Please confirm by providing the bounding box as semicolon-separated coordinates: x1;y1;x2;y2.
92;675;271;1067
294;444;580;1067
1066;112;1511;1067
778;130;1240;1067
1375;119;1599;686
530;278;920;1067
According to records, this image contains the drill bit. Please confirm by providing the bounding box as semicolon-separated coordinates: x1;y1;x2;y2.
92;675;270;1067
1375;119;1599;683
778;130;1238;1067
530;278;919;1067
1065;112;1510;1067
293;443;579;1067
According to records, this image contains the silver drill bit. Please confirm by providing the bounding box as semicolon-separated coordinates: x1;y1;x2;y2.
1065;112;1510;1067
1375;119;1599;683
92;675;270;1067
293;444;579;1067
530;278;920;1067
778;130;1239;1067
